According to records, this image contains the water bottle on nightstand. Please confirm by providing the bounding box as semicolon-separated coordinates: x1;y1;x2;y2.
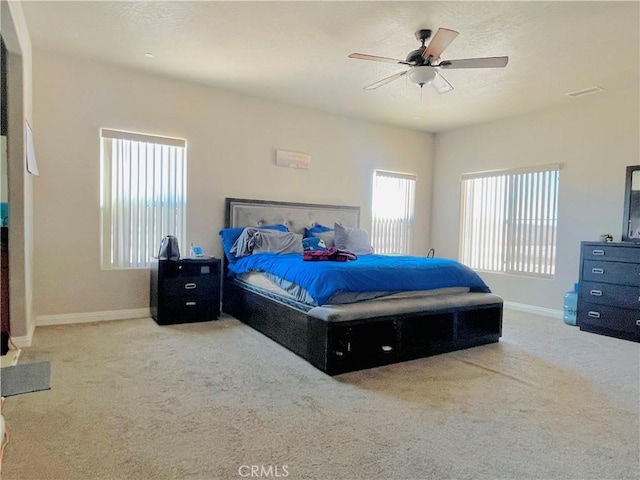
563;283;579;326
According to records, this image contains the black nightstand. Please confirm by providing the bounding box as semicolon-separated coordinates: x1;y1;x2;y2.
150;257;221;325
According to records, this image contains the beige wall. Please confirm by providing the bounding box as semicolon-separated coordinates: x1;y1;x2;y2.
32;51;434;317
1;0;35;340
431;88;640;312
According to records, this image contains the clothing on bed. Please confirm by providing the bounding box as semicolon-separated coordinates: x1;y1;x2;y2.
302;247;357;262
231;228;303;258
227;252;490;306
219;224;289;263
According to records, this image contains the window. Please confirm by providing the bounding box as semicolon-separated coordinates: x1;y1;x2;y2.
371;170;416;254
100;129;186;268
459;164;559;278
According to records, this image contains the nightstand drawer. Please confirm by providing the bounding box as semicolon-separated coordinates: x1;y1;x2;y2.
579;281;640;310
577;302;640;339
160;261;215;278
582;260;640;286
161;276;218;297
156;298;218;325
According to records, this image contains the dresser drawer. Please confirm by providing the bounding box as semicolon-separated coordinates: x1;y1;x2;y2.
579;282;640;310
577;302;640;339
581;244;640;263
582;260;640;286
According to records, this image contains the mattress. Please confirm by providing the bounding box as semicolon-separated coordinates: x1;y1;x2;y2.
234;274;313;313
238;271;469;303
235;272;500;323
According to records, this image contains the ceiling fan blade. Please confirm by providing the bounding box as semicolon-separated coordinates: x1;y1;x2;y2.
364;70;410;90
439;56;509;69
349;53;413;66
422;28;459;61
431;72;454;94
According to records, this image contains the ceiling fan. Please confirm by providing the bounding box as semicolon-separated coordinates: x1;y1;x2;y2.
349;28;508;93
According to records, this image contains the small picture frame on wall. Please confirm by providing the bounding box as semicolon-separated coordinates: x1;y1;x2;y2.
622;165;640;242
275;149;310;169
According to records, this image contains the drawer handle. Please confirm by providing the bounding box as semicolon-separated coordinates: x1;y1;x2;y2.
636;320;640;327
591;268;604;274
184;283;197;289
589;290;602;297
185;301;197;306
592;249;605;256
588;311;601;319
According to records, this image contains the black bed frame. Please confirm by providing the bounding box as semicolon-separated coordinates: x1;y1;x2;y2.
222;198;503;375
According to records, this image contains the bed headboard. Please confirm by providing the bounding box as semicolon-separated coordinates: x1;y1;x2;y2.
225;198;360;233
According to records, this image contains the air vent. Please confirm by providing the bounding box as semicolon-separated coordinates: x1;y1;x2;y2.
566;86;604;98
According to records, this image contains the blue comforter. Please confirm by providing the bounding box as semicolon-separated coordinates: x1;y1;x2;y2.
228;253;490;306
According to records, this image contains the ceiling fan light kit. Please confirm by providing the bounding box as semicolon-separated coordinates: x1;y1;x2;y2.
409;66;436;87
349;27;509;94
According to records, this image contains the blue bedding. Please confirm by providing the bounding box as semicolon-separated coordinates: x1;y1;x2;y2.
227;253;490;306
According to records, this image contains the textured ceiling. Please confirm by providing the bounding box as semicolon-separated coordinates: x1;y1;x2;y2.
20;1;640;132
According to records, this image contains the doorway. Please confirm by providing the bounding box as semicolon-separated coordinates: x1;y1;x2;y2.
1;35;9;354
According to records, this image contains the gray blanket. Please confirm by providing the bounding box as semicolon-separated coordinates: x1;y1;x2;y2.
231;228;303;258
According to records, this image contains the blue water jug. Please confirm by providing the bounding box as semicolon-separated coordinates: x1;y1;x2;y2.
563;283;579;326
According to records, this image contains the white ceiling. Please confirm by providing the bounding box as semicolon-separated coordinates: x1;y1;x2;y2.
20;1;640;133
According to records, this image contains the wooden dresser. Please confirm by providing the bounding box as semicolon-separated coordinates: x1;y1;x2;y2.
577;241;640;342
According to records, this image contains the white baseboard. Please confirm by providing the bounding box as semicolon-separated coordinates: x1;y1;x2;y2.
10;321;36;348
504;301;562;319
36;308;151;327
0;348;21;367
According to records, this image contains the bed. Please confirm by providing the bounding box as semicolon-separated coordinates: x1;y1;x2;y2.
221;197;503;375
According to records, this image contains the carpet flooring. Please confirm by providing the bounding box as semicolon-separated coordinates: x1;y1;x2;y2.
1;309;638;480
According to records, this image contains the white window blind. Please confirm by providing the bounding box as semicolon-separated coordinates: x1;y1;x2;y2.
100;129;187;268
371;170;416;254
459;164;559;278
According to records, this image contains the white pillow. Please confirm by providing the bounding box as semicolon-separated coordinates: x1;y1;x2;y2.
334;223;374;255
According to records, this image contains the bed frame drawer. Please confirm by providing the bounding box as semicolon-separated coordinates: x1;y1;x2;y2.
321;304;503;375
